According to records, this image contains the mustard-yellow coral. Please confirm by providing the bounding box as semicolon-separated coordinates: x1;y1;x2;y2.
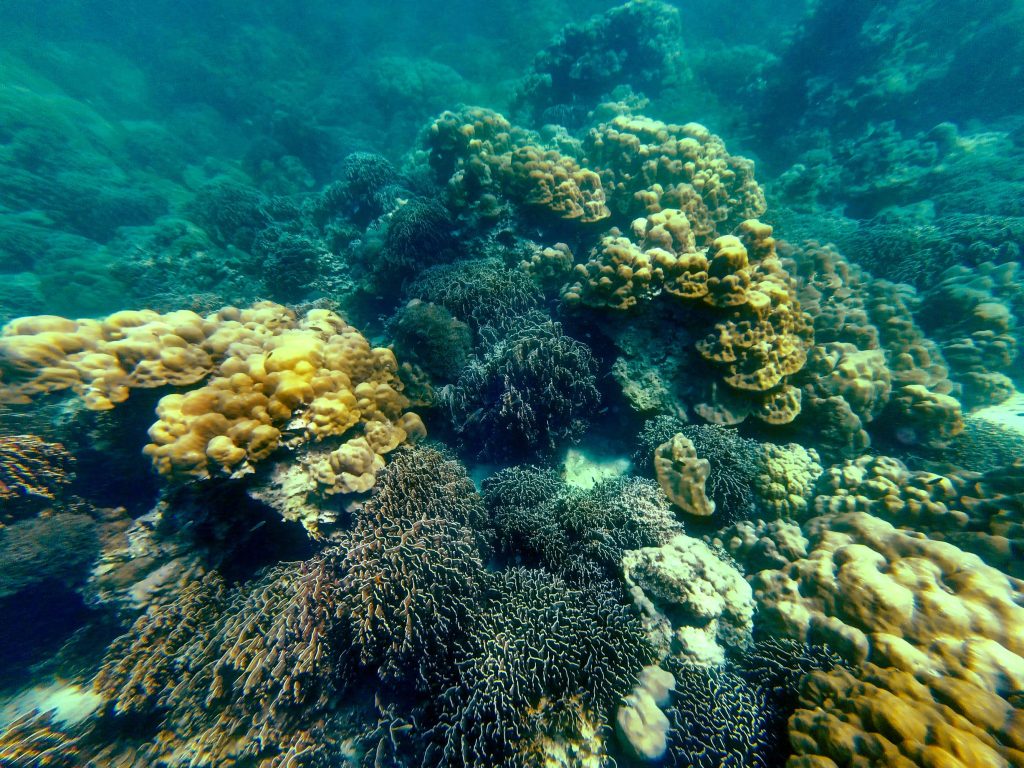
0;303;425;487
584;115;766;242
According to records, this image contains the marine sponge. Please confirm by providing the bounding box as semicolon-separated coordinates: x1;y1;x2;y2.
445;315;600;460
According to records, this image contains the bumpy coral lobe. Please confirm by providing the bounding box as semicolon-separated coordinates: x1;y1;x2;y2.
584;115;767;240
427;106;610;224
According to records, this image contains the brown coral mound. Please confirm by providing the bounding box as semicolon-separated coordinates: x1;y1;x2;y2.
751;511;1024;693
0;303;424;492
584;115;766;241
789;664;1024;768
427;106;611;224
785;240;963;452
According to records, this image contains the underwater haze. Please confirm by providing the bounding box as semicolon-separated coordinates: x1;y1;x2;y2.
0;0;1023;766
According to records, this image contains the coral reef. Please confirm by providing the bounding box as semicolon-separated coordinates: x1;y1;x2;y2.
428;567;653;768
0;434;75;520
339;445;487;687
623;534;754;665
485;469;680;581
511;1;686;127
444;315;600;460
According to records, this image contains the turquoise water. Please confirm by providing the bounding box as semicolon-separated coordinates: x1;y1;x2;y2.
0;1;1022;766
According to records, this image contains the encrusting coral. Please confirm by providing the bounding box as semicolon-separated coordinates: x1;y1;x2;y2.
622;534;755;666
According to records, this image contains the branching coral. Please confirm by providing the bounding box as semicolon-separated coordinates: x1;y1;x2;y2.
339;445;488;687
386;299;472;382
660;639;849;768
94;553;350;766
427;567;653;768
484;469;680;582
407;257;542;337
444;315;600;460
0;434;75;520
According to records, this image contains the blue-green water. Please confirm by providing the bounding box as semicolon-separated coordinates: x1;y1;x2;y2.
0;1;1022;766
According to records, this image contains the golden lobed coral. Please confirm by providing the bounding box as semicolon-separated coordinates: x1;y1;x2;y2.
427;106;611;224
751;511;1024;695
789;664;1024;768
584;115;766;243
0;303;424;491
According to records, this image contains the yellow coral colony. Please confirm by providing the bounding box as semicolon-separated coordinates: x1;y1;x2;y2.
0;302;424;488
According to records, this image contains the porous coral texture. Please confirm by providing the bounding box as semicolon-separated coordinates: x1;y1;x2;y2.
754;442;823;521
789;664;1024;768
584;115;766;241
141;305;423;482
751;511;1024;696
623;534;754;666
